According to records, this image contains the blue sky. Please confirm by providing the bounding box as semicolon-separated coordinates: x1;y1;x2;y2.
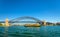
0;0;60;23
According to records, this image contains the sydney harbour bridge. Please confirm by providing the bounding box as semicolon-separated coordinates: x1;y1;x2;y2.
0;16;47;26
0;16;55;37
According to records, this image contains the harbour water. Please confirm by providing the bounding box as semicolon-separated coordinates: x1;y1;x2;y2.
0;26;60;37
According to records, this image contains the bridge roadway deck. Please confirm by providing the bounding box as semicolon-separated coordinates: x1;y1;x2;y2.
0;21;41;23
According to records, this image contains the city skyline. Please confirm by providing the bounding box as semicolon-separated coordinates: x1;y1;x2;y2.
0;0;60;23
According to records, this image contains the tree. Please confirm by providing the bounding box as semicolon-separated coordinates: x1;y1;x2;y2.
56;23;60;25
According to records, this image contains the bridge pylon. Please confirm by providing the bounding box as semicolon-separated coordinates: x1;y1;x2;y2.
5;18;9;26
43;20;46;26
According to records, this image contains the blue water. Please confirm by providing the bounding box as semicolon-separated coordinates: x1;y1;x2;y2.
0;26;60;37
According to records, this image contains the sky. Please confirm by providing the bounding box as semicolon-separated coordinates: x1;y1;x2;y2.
0;0;60;23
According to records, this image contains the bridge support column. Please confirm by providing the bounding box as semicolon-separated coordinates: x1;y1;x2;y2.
43;20;46;26
5;18;9;26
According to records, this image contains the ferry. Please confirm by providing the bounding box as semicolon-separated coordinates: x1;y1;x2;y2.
24;23;40;27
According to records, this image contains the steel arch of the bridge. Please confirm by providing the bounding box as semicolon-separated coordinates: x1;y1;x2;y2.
9;16;42;24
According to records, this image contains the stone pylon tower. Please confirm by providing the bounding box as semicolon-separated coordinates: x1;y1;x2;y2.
43;20;46;26
5;18;9;26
